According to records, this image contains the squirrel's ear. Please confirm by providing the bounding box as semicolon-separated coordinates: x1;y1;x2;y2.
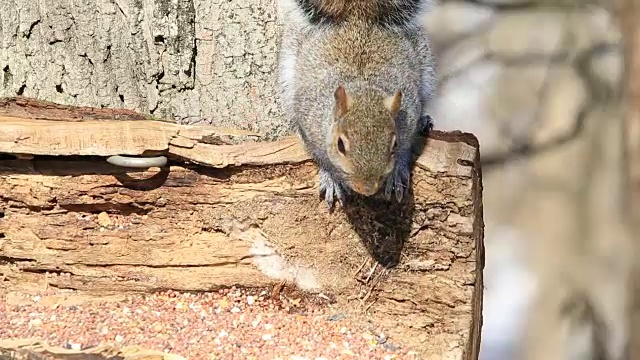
334;86;352;118
384;91;403;117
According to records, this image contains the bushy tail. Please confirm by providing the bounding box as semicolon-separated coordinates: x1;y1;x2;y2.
291;0;432;27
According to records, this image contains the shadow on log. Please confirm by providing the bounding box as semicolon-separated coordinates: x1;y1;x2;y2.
0;97;484;359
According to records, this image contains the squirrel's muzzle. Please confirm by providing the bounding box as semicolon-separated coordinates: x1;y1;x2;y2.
351;179;381;196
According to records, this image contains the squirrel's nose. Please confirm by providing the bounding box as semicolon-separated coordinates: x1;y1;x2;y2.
359;181;379;196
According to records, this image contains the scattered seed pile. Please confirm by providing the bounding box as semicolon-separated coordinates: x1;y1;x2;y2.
0;288;418;359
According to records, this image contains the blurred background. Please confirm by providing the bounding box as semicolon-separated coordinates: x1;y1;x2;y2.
0;0;635;359
422;1;635;359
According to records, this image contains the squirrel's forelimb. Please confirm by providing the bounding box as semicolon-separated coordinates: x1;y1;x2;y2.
319;168;348;210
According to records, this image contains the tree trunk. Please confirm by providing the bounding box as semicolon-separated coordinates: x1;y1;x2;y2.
0;98;485;360
0;0;285;139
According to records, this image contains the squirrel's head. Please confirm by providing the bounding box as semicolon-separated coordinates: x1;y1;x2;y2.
327;85;402;196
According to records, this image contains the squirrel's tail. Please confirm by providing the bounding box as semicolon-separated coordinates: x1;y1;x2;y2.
289;0;433;27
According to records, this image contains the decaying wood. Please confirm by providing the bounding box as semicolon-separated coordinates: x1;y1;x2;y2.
0;98;484;359
0;338;185;360
0;97;263;158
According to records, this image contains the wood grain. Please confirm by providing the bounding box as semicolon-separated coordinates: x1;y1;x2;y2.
0;97;484;360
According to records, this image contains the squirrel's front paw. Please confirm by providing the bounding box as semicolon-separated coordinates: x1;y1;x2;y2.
418;115;434;136
319;169;346;210
384;162;411;203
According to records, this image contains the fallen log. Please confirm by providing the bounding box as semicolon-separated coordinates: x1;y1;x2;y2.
0;97;484;360
0;338;185;360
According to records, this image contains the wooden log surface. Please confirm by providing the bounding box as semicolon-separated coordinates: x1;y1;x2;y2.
0;338;186;360
0;97;485;360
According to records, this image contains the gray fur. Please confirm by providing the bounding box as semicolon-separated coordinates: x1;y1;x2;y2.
278;0;437;208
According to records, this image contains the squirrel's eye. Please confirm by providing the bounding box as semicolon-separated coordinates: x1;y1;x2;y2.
391;137;398;152
337;137;347;155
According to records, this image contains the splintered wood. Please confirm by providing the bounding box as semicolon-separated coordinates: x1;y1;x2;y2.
0;97;484;360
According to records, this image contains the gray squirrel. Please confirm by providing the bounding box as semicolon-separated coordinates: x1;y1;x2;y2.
277;0;437;209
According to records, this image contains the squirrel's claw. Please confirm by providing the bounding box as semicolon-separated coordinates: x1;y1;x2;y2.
419;115;434;136
384;162;411;203
319;169;346;210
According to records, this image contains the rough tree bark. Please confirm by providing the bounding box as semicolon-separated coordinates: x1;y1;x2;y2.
0;98;485;360
0;0;285;138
